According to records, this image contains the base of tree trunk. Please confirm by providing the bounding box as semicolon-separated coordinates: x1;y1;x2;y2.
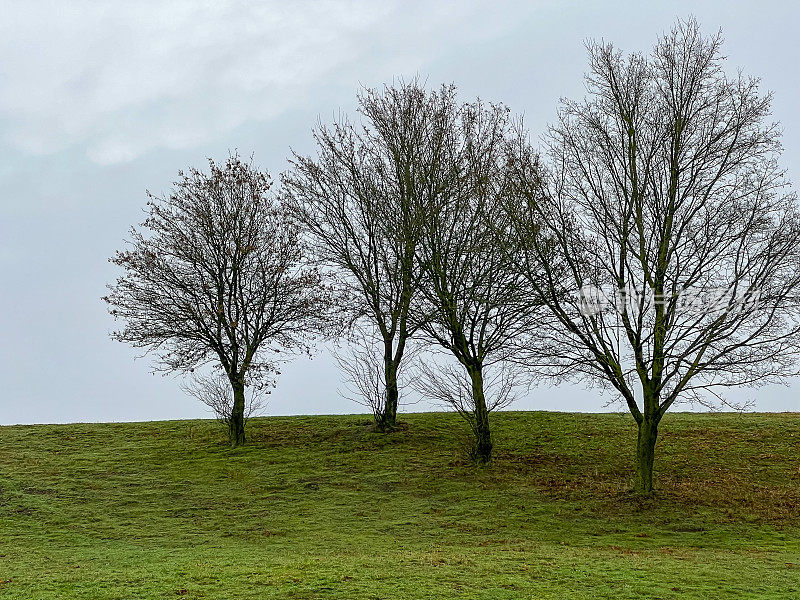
374;402;398;432
470;436;493;464
634;420;658;494
229;427;246;448
229;380;247;447
374;416;398;432
228;414;246;447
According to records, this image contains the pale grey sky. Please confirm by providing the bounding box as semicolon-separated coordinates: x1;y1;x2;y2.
1;1;798;424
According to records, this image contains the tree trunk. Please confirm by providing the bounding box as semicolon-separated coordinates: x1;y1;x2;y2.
379;358;399;431
468;364;492;463
230;379;246;447
635;417;658;494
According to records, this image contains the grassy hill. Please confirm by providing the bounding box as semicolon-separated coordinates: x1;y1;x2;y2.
1;411;798;599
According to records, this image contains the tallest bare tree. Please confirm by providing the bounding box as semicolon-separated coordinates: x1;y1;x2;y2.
506;19;800;493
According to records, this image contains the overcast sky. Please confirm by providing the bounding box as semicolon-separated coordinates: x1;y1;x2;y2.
1;1;798;425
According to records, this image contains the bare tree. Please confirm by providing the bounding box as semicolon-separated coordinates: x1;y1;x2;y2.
505;19;800;493
104;154;332;446
283;81;455;430
414;98;536;463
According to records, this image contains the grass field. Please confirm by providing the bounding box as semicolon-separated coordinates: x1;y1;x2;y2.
1;411;799;599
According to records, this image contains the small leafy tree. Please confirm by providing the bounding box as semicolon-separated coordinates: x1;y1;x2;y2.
505;19;800;493
105;154;332;446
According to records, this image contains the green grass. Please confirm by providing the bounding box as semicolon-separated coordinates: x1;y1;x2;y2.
1;411;799;599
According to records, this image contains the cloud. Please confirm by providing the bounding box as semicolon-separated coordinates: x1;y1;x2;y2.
0;0;525;165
